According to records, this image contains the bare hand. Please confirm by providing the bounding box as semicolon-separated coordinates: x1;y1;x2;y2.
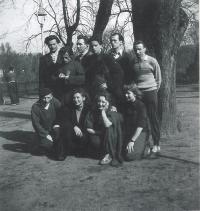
74;126;83;137
59;73;66;78
127;141;134;153
110;106;117;112
46;134;53;142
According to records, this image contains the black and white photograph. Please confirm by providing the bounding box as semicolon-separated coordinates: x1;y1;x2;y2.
0;0;199;210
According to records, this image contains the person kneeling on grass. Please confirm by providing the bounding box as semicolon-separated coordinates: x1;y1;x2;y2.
123;83;150;161
31;88;61;155
85;91;123;167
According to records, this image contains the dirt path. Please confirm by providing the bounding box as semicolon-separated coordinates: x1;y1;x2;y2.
0;85;199;211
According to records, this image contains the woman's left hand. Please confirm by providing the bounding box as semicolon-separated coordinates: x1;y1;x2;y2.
127;141;135;153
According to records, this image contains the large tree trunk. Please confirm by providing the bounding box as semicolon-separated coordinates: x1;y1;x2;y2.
93;0;114;40
131;0;189;135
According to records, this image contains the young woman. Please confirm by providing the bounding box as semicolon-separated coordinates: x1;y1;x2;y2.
55;88;90;160
123;83;149;161
85;91;123;166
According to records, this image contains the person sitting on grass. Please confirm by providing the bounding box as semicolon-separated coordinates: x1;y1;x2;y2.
31;88;61;155
85;91;123;167
123;83;149;161
54;88;90;161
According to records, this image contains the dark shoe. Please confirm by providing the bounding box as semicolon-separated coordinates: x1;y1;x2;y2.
148;152;159;159
110;159;122;167
57;155;67;161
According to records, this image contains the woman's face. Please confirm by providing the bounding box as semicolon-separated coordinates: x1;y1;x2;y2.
63;52;72;64
73;93;85;107
97;96;109;110
125;90;136;102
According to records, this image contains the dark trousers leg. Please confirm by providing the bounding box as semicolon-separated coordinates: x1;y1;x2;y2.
0;84;4;104
142;90;160;146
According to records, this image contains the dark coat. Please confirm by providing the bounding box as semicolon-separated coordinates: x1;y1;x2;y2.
39;51;63;94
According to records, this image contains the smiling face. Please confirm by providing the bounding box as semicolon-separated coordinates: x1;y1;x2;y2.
125;90;136;102
134;43;146;59
97;96;109;110
90;40;102;55
73;92;85;108
47;39;59;53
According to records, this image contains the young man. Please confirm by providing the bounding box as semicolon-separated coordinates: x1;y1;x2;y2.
87;37;124;110
31;88;61;155
109;33;133;84
39;35;63;98
132;40;162;156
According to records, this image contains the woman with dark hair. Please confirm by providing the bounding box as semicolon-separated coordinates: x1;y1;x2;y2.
55;88;90;160
123;83;149;161
85;91;123;166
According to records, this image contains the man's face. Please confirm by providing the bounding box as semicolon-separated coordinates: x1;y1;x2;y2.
110;35;123;50
47;39;58;53
41;93;53;105
134;43;146;59
77;39;88;54
90;41;102;55
63;52;72;64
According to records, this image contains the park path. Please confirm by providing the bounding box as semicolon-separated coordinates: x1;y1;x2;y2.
0;85;199;211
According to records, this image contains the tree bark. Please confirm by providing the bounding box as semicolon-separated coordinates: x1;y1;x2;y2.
93;0;114;40
131;0;189;135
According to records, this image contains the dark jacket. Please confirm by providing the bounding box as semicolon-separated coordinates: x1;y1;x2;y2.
39;51;63;92
31;97;61;139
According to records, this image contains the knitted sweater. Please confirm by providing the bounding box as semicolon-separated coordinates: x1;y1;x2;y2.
132;55;162;91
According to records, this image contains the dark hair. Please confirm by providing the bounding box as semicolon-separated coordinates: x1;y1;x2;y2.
59;47;73;58
94;91;111;104
8;65;14;71
89;36;103;45
133;40;146;49
77;35;89;45
123;83;142;100
44;35;60;45
70;88;90;106
110;32;124;43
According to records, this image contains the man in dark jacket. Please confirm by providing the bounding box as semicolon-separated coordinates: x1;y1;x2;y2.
31;88;61;154
39;35;63;98
109;32;134;84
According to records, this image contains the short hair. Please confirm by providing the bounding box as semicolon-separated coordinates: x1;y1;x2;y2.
9;65;14;71
89;36;103;45
39;88;52;98
133;40;146;48
110;32;124;43
59;46;73;58
44;35;60;45
123;83;142;100
69;88;90;106
77;35;89;45
94;91;111;104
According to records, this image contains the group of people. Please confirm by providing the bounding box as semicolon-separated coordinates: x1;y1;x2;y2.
31;33;162;166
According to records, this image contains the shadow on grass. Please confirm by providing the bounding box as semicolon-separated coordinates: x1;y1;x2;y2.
0;130;48;157
0;111;30;119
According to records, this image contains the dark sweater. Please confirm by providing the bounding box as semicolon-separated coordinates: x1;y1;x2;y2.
31;97;61;139
124;99;148;139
